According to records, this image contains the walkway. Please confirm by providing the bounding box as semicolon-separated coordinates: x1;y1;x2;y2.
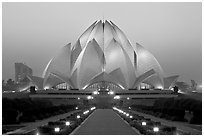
73;109;138;135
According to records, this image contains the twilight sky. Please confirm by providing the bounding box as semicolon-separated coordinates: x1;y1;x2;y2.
2;2;202;85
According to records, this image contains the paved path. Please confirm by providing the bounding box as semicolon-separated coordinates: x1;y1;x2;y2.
5;110;79;135
128;109;202;135
73;109;138;135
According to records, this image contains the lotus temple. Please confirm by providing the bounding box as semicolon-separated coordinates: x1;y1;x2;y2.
25;20;178;91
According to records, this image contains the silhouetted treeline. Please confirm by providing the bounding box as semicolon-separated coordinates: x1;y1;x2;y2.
2;98;75;125
131;98;202;124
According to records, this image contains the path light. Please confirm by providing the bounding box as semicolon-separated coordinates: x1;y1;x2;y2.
153;127;159;132
128;107;131;109
75;107;78;110
54;127;60;132
114;96;120;99
65;121;70;126
87;96;93;100
77;97;80;100
127;97;130;100
83;110;89;115
142;121;146;126
126;113;129;117
93;91;99;95
108;91;114;95
130;116;133;119
77;115;80;119
90;107;96;110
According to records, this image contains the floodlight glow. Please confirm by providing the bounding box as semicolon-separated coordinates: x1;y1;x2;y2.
44;86;49;90
156;86;163;89
77;115;80;119
153;127;159;132
65;121;70;126
77;97;80;100
109;91;114;95
36;132;40;135
54;127;60;132
93;91;99;95
114;96;120;99
142;121;146;126
87;96;93;100
127;97;130;100
75;107;78;110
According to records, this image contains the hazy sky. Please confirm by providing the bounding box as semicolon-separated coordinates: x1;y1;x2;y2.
2;2;202;85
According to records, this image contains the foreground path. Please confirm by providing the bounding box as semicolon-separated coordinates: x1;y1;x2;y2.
73;109;138;135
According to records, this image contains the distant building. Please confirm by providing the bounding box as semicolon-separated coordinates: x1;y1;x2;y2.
15;63;32;83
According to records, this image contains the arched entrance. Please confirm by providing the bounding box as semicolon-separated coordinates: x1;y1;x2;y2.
86;81;122;108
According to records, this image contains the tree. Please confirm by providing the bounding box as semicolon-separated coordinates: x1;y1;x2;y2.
2;80;5;86
2;80;7;91
6;79;15;87
6;78;16;91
